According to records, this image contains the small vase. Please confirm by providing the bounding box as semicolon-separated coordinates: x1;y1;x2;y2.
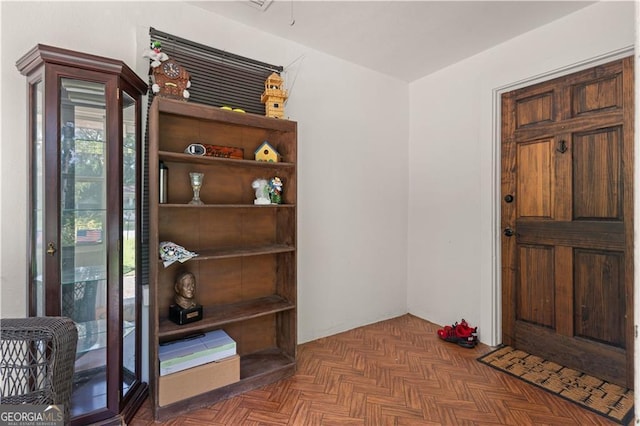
188;172;204;205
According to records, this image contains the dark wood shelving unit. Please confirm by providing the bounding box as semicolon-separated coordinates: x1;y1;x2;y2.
148;97;297;421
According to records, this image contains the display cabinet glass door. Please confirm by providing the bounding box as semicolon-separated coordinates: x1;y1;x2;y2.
31;80;45;317
59;78;109;416
122;91;138;399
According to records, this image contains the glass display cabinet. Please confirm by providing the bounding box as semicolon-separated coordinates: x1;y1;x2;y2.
17;44;148;425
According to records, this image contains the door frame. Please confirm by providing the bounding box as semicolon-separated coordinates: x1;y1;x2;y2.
488;45;635;370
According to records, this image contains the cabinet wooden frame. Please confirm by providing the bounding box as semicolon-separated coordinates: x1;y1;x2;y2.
148;97;297;420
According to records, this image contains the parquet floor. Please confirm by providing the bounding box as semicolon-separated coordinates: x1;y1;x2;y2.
130;314;623;425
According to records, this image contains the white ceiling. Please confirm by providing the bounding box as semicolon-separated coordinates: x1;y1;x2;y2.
189;1;595;82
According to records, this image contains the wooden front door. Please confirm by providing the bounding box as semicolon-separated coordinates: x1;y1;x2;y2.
501;57;634;388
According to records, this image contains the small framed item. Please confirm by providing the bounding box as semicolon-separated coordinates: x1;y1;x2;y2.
204;144;244;159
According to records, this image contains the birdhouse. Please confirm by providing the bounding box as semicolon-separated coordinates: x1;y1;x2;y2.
254;141;280;162
260;72;288;119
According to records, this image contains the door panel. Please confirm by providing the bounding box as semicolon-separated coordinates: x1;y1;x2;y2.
517;245;554;327
571;73;622;116
572;127;622;220
501;56;634;388
516;91;555;127
574;249;625;347
517;139;553;218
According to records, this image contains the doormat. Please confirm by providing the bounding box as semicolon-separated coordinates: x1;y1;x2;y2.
478;346;634;425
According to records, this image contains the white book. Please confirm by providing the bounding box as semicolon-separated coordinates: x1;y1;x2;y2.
159;329;237;376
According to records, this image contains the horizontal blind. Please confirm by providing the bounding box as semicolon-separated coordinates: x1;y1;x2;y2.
140;73;152;289
149;27;283;115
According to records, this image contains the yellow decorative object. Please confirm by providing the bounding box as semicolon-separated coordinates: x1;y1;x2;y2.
260;72;288;119
254;141;280;162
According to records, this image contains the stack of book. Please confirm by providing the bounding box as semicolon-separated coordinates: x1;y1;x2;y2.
158;329;239;406
159;329;236;376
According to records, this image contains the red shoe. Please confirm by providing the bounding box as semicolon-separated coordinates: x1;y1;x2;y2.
437;325;457;343
454;319;478;348
437;319;478;348
455;319;476;335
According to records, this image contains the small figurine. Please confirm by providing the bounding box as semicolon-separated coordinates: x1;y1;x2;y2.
143;41;169;68
252;179;271;205
268;177;283;204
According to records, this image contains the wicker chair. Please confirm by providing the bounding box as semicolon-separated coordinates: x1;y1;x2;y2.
0;317;78;423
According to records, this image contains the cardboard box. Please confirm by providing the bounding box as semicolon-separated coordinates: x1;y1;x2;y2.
158;355;240;406
159;329;236;376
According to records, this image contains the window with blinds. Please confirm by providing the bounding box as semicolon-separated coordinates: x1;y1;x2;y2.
148;27;283;115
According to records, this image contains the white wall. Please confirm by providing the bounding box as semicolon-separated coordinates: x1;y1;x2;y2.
407;1;636;345
0;1;409;343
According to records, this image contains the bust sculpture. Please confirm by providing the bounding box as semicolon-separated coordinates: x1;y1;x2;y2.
174;271;197;309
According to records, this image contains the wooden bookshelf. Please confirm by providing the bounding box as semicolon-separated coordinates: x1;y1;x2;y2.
148;98;297;421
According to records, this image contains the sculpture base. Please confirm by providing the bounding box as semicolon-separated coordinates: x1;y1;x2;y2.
169;304;203;325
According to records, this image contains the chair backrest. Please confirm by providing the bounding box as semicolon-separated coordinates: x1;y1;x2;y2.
1;317;78;423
